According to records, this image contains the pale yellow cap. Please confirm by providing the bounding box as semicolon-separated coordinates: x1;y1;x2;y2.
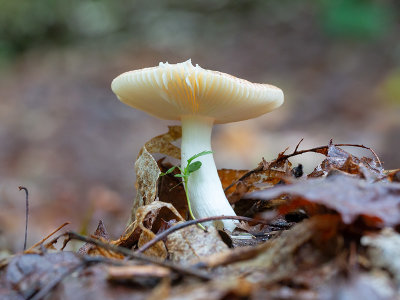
111;59;284;124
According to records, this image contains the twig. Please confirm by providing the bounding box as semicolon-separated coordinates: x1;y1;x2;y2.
63;231;211;280
25;222;70;253
224;142;382;192
293;138;304;153
274;142;382;168
18;186;29;251
137;215;272;253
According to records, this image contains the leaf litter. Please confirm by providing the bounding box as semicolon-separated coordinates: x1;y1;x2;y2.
2;128;400;299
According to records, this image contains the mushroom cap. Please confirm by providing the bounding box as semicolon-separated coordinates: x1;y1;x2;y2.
111;59;284;124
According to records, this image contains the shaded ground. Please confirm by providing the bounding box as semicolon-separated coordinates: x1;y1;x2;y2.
0;1;400;251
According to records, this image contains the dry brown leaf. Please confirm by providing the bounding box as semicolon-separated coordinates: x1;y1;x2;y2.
309;143;384;181
78;220;110;256
218;169;248;191
234;215;341;284
143;126;182;160
165;224;229;264
114;201;184;259
386;169;400;182
197;215;340;272
219;168;286;194
131;147;161;222
247;174;400;227
130;126;183;222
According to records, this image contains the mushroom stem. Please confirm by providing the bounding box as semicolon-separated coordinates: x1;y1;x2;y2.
181;115;237;231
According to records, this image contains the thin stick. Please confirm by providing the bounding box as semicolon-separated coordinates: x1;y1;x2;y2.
137;215;271;253
293;138;304;153
274;142;382;168
63;231;211;280
25;222;70;253
224;142;382;192
18;186;29;251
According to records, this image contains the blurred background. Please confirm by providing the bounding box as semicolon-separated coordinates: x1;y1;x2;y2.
0;0;399;251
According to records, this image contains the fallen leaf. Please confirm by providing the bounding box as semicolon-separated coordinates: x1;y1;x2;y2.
247;174;400;227
131;147;161;222
114;201;184;259
235;215;341;284
197;215;340;272
143;126;182;160
309;142;384;181
165;224;229;264
78;220;110;255
130;126;183;222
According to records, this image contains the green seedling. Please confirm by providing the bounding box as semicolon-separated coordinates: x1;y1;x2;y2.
160;150;213;230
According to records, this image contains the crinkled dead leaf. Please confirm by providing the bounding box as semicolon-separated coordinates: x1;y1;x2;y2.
132;147;161;222
235;215;341;284
219;168;286;197
247;174;400;227
143;126;182;160
114;201;184;259
78;220;111;256
309;142;384;181
165;224;229;264
131;126;182;222
198;215;340;273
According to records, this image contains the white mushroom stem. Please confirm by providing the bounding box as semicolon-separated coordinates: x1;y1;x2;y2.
181;115;237;231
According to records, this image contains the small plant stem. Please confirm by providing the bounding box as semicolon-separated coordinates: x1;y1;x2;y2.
18;186;29;251
184;177;206;230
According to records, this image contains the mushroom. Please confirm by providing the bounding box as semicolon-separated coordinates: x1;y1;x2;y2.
111;59;284;231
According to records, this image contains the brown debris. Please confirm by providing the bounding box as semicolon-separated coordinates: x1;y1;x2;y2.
115;201;184;258
166;224;229;264
78;220;110;255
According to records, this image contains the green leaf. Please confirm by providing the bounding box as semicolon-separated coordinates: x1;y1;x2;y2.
160;166;176;176
187;150;213;165
174;174;185;178
187;161;202;173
